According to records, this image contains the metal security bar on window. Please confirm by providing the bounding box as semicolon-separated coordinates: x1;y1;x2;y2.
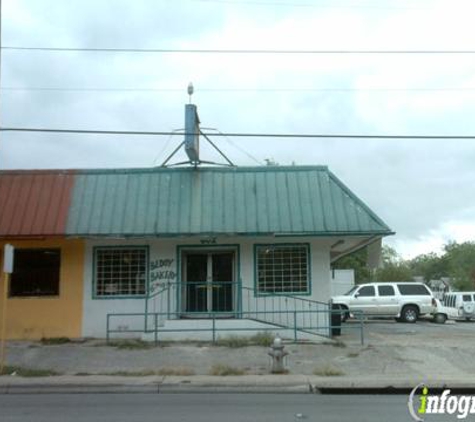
256;245;309;294
95;248;147;296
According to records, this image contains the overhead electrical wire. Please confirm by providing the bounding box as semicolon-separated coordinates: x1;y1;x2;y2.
3;46;475;54
151;129;184;165
3;86;475;93
202;127;263;165
1;127;475;140
187;0;424;10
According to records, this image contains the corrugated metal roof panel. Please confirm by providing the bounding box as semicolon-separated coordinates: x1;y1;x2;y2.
0;166;393;238
66;166;393;237
0;170;75;237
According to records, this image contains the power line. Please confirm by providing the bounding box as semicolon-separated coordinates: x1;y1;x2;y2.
2;127;475;139
2;87;184;92
187;0;425;10
4;46;475;54
3;86;475;93
202;127;263;165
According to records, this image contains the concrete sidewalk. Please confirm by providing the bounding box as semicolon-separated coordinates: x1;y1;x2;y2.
1;334;475;393
3;337;475;376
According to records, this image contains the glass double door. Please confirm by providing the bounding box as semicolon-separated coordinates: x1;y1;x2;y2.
182;251;235;315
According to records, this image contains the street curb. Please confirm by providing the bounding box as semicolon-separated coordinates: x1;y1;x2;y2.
0;384;160;394
4;384;475;395
0;381;312;395
3;376;475;395
159;385;311;394
315;386;475;395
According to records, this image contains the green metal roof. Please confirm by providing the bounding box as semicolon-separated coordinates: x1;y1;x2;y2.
66;165;393;237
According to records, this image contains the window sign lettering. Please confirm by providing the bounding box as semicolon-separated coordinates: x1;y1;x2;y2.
149;258;176;293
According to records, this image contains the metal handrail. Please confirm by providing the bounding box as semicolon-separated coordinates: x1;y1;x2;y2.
241;285;328;306
106;309;365;345
147;280;178;299
129;281;362;345
240;285;330;339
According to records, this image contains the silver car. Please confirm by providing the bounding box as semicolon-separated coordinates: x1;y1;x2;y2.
332;282;436;323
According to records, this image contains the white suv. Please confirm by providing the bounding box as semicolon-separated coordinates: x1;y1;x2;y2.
433;292;475;323
332;282;436;323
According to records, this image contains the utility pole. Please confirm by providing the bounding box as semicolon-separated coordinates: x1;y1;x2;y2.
0;244;13;374
0;0;3;149
0;272;8;374
0;1;5;375
0;0;2;125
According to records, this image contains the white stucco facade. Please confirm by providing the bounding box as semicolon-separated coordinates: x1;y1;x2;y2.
331;269;355;296
81;236;333;339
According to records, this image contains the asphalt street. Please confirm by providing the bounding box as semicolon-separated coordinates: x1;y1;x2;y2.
0;393;452;422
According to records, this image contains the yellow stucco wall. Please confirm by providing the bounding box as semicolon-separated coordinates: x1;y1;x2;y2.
0;239;84;339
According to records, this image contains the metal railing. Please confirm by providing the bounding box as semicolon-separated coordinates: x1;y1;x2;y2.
241;286;329;336
112;281;365;344
144;282;329;333
181;280;237;314
106;309;365;345
145;280;240;321
144;281;177;329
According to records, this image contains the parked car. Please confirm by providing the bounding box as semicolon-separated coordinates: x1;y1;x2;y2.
433;292;475;324
332;282;436;323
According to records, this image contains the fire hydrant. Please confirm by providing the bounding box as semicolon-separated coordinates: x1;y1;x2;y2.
268;335;288;373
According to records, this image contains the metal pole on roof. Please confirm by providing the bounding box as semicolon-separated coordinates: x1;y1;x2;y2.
200;131;235;167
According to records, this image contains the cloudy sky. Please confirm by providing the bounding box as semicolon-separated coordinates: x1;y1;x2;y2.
1;0;474;258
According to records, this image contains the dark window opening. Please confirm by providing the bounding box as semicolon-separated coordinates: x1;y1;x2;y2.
397;284;430;296
10;249;61;297
378;285;395;296
357;286;375;297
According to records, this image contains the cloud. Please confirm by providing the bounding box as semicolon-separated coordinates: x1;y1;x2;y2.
389;218;475;259
1;0;475;258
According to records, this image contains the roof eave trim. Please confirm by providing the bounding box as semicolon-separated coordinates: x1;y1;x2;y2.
63;230;395;239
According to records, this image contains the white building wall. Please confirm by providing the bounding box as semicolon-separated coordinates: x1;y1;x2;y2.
82;236;332;338
330;269;355;296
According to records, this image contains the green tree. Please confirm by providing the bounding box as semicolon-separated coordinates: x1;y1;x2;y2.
380;245;399;264
374;262;413;282
409;252;449;282
374;245;413;282
332;247;371;283
332;244;412;283
444;241;475;291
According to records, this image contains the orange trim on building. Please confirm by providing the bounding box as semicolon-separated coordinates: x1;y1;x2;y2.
0;239;84;340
